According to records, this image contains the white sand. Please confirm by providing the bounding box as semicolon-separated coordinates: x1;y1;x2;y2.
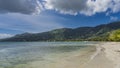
101;42;120;68
84;42;120;68
84;43;114;68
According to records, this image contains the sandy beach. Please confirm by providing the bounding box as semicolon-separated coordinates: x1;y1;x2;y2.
24;46;96;68
1;42;120;68
27;42;120;68
101;42;120;68
85;42;120;68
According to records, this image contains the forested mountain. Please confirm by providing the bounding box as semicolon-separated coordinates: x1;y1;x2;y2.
1;21;120;41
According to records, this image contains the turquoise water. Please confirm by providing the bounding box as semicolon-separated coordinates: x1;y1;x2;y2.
0;42;98;68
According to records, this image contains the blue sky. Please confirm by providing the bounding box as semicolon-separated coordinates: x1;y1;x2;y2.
0;0;120;38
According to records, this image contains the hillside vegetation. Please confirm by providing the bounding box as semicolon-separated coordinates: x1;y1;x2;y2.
109;29;120;41
1;21;120;42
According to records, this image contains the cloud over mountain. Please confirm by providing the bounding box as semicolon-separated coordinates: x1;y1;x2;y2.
0;33;13;39
0;0;42;14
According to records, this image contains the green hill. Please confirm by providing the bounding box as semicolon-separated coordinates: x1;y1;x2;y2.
109;29;120;41
1;21;120;42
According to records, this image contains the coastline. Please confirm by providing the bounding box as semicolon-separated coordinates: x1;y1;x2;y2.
1;42;119;68
17;45;97;68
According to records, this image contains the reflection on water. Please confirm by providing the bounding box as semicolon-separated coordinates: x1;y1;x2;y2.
0;42;97;68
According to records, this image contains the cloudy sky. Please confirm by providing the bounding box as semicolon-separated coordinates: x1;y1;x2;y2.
0;0;120;38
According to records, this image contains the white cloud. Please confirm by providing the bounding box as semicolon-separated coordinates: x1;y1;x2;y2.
44;0;120;16
44;0;87;15
110;0;120;13
0;0;120;16
85;0;112;15
0;33;13;39
110;16;118;21
0;0;42;14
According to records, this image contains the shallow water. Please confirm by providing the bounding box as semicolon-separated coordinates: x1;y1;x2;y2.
0;42;98;68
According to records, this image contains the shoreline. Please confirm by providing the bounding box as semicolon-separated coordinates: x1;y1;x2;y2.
16;44;96;68
25;42;120;68
1;42;119;68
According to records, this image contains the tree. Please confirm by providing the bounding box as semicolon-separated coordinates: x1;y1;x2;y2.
109;29;120;41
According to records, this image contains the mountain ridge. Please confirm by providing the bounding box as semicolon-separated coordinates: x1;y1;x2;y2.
1;21;120;41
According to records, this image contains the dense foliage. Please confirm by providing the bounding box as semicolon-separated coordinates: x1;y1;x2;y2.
109;29;120;41
1;21;120;42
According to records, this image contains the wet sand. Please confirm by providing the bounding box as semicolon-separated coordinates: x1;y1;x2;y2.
22;46;96;68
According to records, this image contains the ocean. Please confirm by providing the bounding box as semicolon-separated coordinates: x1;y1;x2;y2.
0;42;98;68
